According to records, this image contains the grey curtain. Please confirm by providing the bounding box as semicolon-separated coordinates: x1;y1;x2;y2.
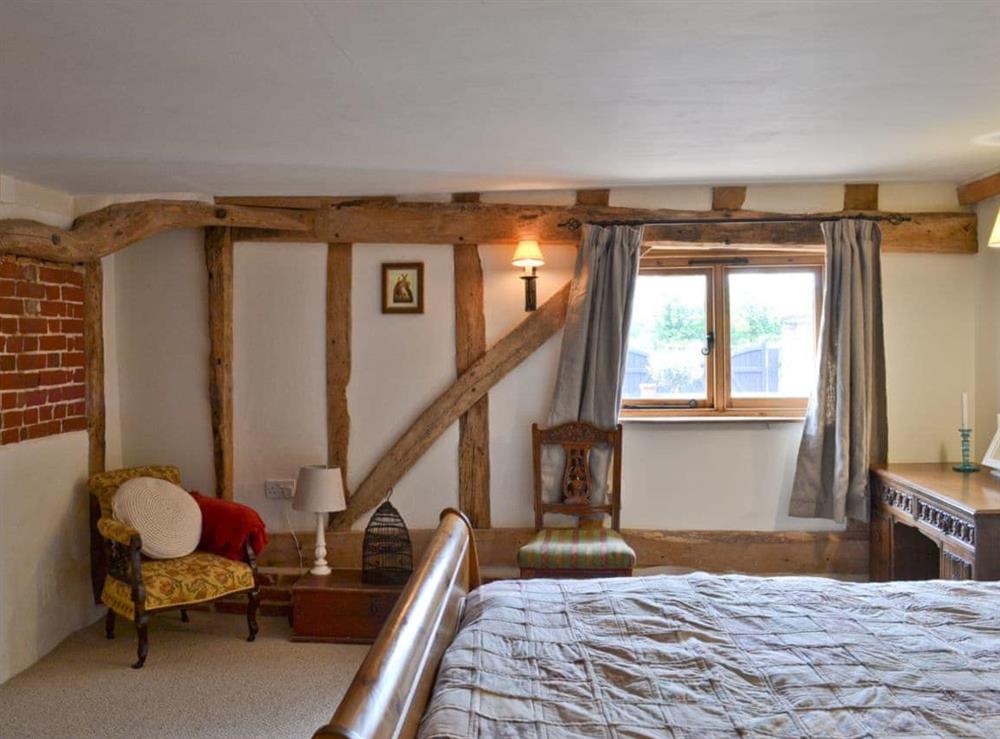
789;219;887;523
542;224;644;505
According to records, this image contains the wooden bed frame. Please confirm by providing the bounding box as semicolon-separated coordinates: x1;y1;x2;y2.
315;508;480;739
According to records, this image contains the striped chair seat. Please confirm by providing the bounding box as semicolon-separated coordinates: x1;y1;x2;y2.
517;528;636;571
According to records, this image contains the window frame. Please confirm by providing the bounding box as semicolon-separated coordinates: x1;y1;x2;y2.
621;250;824;420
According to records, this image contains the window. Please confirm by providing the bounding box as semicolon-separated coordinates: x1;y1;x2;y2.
622;251;823;418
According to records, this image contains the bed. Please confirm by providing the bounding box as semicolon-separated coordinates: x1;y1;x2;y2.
317;510;1000;738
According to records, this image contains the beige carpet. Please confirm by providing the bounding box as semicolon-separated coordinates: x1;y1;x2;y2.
0;612;368;738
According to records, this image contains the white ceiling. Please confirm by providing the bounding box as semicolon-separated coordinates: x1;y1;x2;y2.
2;0;999;196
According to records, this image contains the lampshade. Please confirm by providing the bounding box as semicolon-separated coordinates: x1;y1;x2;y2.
989;211;1000;248
293;465;346;513
512;239;544;267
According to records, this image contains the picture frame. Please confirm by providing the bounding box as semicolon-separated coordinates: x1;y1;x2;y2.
982;413;1000;477
381;262;424;314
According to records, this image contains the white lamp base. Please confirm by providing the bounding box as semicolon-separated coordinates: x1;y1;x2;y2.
310;512;332;576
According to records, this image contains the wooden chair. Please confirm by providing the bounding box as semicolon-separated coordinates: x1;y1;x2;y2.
89;465;260;668
517;422;636;578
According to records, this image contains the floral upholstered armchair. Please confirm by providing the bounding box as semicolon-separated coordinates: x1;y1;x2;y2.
89;465;260;668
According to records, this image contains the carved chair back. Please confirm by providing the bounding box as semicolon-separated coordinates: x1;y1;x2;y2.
531;422;623;532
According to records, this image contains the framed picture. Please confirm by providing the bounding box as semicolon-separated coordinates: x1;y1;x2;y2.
382;262;424;314
982;413;1000;477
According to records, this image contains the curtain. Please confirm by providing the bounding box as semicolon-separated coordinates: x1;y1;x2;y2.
789;219;887;523
541;224;644;505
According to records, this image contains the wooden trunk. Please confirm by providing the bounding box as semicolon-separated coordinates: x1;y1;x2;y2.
291;571;405;643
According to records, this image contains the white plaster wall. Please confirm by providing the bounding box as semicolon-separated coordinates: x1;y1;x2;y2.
347;244;459;530
111;230;214;493
482;242;577;527
0;175;101;684
0;433;101;682
974;197;1000;457
101;182;1000;536
232;243;328;532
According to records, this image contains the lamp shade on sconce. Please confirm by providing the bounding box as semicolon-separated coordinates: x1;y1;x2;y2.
989;211;1000;248
512;239;545;267
293;465;346;513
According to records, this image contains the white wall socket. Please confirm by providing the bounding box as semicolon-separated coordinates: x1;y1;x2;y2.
264;479;295;499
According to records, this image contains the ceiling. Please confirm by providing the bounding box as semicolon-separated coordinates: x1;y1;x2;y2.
2;0;999;196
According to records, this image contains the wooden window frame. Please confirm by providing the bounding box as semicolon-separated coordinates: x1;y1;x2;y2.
621;250;824;420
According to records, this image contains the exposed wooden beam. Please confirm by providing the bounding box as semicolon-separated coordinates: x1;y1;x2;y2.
646;212;976;253
84;260;105;476
957;171;1000;206
843;184;879;211
310;200;977;253
0;200;311;262
575;189;611;207
711;186;746;211
232;228;325;243
452;193;490;528
331;282;571;529
327;243;352;490
2;198;977;259
216;195;397;209
260;525;868;576
84;259;106;605
204;227;234;500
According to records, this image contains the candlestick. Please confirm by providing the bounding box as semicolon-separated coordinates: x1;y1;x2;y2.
953;428;980;473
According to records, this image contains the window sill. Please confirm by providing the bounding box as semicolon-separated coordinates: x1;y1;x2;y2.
620;415;805;424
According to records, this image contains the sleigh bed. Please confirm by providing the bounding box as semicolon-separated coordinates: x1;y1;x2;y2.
316;509;1000;739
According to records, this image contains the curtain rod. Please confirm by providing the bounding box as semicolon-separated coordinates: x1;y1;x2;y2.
589;213;909;227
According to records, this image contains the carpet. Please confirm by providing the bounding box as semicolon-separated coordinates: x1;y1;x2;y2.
0;612;367;738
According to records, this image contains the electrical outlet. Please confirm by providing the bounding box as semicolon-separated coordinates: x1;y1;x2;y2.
264;479;295;499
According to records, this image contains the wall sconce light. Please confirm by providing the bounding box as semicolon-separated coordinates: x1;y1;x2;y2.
512;239;544;311
989;210;1000;248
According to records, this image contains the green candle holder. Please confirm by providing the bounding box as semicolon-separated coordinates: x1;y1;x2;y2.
953;428;980;473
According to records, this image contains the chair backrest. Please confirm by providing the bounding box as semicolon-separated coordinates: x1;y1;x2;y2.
88;465;182;518
531;422;623;532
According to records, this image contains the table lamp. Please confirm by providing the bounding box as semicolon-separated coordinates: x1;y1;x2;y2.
293;465;346;576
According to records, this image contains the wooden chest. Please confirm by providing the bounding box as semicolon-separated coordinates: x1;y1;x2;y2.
291;570;406;643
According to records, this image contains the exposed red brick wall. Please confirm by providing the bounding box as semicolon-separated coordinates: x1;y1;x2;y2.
0;256;87;445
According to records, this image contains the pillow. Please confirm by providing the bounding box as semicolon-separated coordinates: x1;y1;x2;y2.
112;477;202;559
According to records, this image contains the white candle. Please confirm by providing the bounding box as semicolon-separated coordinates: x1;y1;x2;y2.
961;392;969;429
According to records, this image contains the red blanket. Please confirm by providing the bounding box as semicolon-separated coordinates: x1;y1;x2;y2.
189;491;268;561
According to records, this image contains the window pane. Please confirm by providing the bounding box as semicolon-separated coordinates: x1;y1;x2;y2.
728;271;816;397
624;274;707;400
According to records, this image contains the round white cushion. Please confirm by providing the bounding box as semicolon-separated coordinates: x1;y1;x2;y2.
112;477;202;559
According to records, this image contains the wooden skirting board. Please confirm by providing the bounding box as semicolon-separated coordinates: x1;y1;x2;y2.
260;525;868;576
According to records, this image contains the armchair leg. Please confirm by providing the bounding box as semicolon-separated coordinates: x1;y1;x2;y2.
132;618;148;669
105;609;115;639
180;609;189;623
246;588;259;642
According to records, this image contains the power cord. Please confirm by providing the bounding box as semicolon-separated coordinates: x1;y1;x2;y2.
283;498;305;573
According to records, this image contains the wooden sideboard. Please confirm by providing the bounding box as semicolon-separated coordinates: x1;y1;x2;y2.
870;464;1000;581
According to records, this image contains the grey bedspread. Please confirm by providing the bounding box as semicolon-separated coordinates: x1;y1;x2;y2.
418;573;1000;738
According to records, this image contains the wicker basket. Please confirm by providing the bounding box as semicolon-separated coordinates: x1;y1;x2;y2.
362;500;413;585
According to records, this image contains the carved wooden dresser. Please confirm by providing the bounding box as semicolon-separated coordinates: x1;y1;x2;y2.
870;464;1000;581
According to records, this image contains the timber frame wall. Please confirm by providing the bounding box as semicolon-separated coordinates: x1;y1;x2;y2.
0;184;981;545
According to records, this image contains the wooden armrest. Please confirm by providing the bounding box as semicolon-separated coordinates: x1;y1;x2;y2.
97;517;141;548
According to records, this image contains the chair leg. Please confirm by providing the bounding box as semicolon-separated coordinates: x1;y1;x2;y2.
246;588;260;642
105;609;115;639
180;609;189;623
132;618;148;669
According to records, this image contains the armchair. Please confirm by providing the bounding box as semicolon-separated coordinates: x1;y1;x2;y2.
89;466;260;668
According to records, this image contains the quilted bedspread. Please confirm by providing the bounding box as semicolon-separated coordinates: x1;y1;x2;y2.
418;573;1000;738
